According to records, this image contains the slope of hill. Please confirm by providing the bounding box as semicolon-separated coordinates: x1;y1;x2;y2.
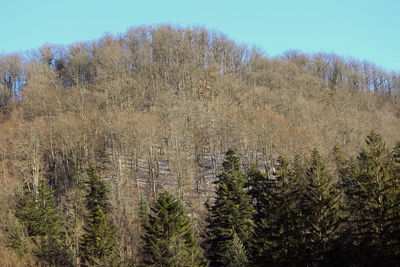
0;25;400;265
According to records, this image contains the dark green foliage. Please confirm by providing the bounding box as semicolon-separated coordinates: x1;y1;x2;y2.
15;185;42;237
14;179;71;265
224;232;249;267
8;221;32;255
141;191;206;267
80;166;117;266
247;164;277;264
206;149;254;266
84;166;112;214
301;149;342;265
247;165;270;220
341;132;400;265
251;152;342;266
252;156;304;266
270;156;304;265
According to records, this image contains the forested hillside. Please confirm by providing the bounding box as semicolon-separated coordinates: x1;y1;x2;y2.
0;25;399;266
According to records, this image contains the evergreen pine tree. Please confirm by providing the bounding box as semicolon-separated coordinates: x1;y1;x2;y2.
342;132;396;265
15;185;41;237
274;156;305;266
15;179;71;265
247;164;278;265
206;149;254;266
8;220;32;256
141;191;206;267
253;156;304;266
224;232;249;267
301;149;342;266
80;165;117;266
247;165;270;221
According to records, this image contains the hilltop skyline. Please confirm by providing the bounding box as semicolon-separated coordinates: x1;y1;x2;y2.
1;0;399;72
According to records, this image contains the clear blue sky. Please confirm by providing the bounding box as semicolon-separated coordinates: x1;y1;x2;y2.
1;0;399;71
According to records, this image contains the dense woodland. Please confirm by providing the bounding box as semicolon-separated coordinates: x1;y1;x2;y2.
0;25;400;266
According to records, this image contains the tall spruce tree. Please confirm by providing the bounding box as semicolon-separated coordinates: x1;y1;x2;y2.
247;165;270;221
301;149;342;266
247;163;278;265
342;132;397;265
277;156;307;266
206;149;254;266
80;166;117;266
252;156;304;266
15;179;71;265
141;191;206;267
